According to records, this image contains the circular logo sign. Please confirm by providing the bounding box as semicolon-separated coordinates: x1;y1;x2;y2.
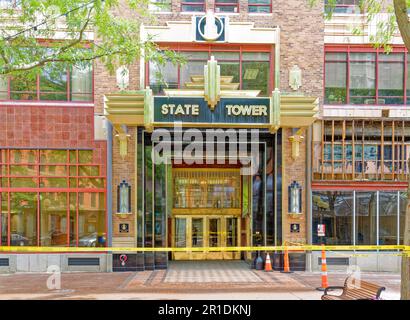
198;14;224;41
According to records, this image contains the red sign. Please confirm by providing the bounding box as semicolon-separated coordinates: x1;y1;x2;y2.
317;224;326;237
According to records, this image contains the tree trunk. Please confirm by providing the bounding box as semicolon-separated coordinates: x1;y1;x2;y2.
401;159;410;300
394;0;410;51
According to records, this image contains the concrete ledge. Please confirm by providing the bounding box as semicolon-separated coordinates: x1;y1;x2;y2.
0;254;113;273
309;251;401;273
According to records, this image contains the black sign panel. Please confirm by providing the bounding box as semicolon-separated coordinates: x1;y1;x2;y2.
154;96;270;124
119;223;129;233
290;223;300;233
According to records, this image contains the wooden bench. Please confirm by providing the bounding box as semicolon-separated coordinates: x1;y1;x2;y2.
321;275;386;300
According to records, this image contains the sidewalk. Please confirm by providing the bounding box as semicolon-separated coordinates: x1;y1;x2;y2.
0;261;401;300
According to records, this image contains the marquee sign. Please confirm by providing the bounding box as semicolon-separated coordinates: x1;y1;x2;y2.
153;96;270;125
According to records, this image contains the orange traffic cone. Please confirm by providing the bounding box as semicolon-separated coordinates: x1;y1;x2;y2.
264;253;272;272
316;244;329;291
281;246;293;273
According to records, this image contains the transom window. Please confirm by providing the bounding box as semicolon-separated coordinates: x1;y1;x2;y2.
215;0;239;13
325;46;409;105
148;45;272;96
181;0;205;12
0;62;93;102
248;0;271;13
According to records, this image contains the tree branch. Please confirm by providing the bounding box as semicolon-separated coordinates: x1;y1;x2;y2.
2;4;95;74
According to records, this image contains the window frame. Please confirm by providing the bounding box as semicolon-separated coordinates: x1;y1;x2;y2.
325;45;408;106
146;43;275;95
248;0;272;14
215;0;239;13
0;62;94;103
181;0;206;12
324;0;362;15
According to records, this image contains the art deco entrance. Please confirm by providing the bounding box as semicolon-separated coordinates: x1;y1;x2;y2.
170;168;246;260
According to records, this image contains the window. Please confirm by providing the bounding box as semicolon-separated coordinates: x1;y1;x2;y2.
325;47;408;105
312;191;353;245
149;0;171;12
313;191;403;246
313;120;410;182
325;0;362;14
325;53;347;104
148;45;272;96
1;61;93;102
248;0;271;13
215;0;239;13
0;0;20;9
181;0;205;12
0;149;106;247
173;169;241;209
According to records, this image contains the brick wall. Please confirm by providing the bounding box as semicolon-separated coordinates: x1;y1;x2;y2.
0;105;96;149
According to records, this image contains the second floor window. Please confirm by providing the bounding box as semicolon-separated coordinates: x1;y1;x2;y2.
325;48;409;105
325;0;362;14
248;0;271;13
215;0;239;13
148;47;272;96
0;62;93;102
181;0;205;12
149;0;171;12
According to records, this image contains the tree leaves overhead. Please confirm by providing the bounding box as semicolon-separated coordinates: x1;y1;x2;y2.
0;0;184;77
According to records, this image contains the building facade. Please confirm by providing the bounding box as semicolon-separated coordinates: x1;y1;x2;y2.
0;0;407;273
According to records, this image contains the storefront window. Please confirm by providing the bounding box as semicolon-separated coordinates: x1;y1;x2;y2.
1;194;7;246
312;191;353;245
40;193;68;246
399;191;407;245
78;192;105;247
248;0;271;13
10;193;37;246
355;192;377;245
379;192;398;245
0;149;106;247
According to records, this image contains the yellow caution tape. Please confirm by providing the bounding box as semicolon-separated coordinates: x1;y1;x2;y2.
0;245;409;253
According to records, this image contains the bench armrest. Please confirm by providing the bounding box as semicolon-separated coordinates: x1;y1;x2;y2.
324;286;345;296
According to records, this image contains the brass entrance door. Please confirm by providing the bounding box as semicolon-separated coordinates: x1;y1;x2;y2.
172;215;241;260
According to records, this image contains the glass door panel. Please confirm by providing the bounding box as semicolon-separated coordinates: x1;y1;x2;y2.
209;218;220;247
226;217;237;247
175;218;187;248
192;218;204;247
